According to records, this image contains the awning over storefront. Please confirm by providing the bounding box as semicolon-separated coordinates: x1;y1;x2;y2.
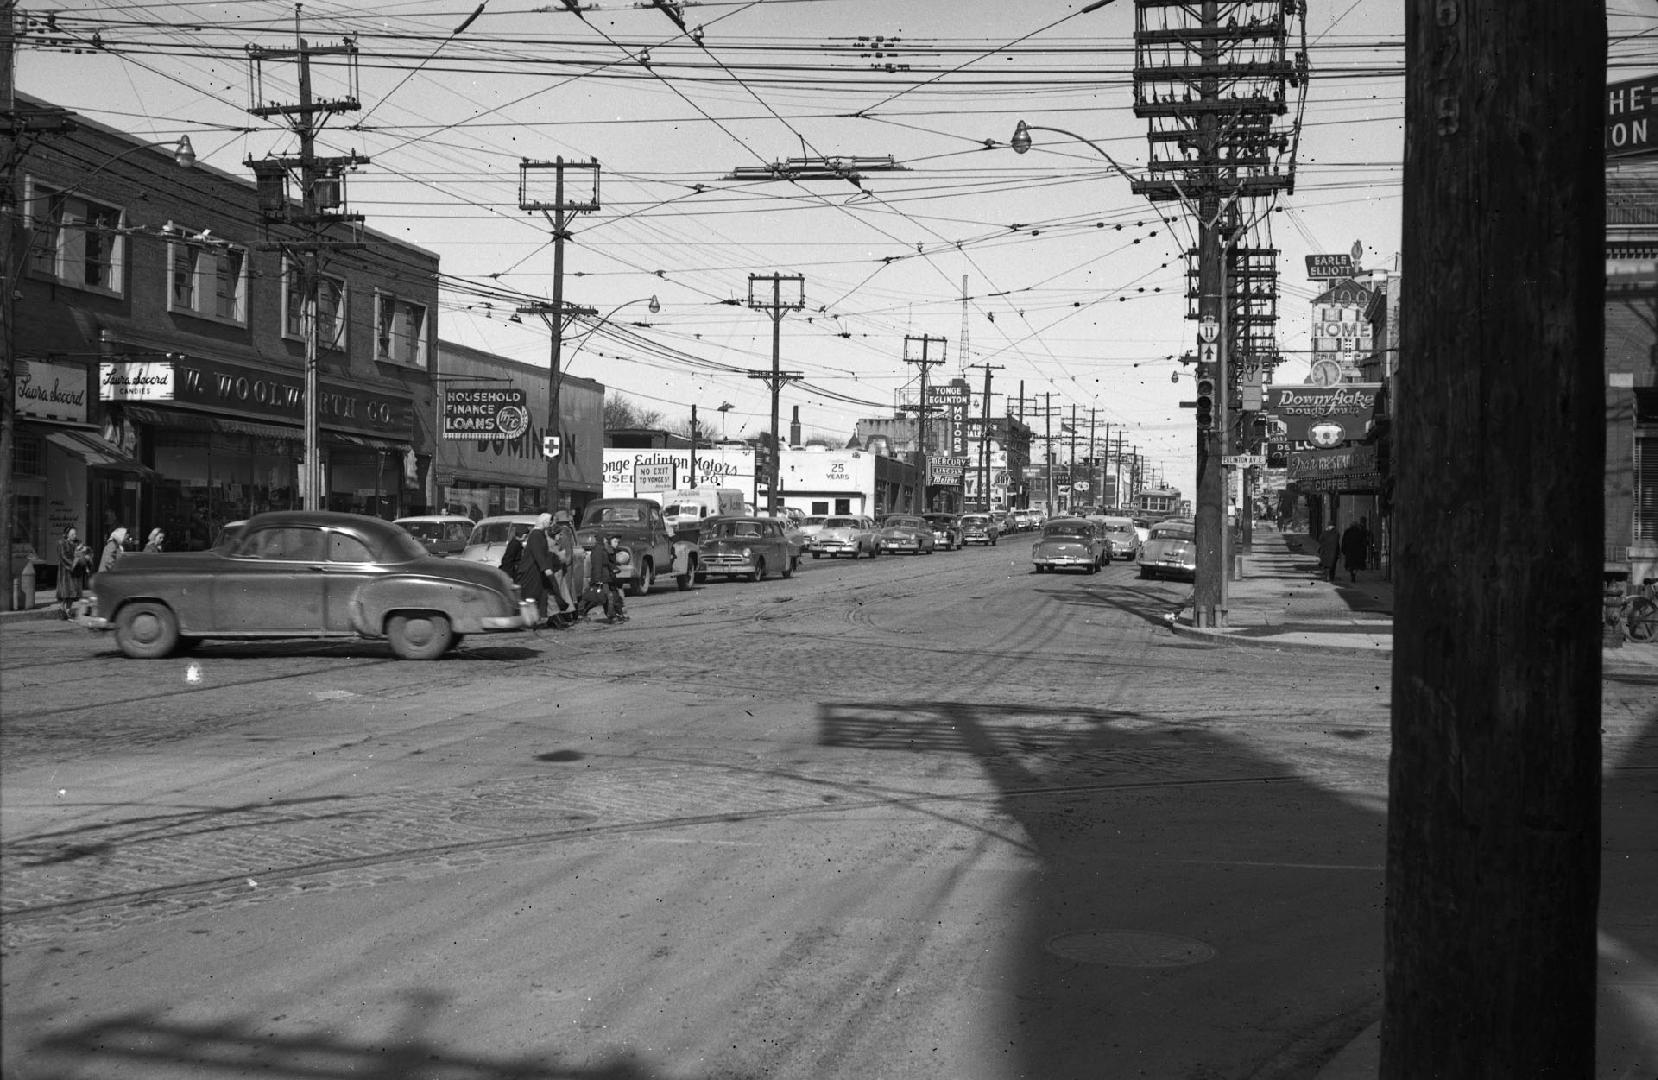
123;405;303;443
43;428;161;479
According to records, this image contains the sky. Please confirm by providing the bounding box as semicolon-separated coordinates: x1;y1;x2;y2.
14;2;1655;499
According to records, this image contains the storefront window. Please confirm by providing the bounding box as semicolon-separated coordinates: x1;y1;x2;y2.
152;431;298;549
328;449;400;519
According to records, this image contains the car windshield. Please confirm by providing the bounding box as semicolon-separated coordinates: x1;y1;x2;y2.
824;517;859;528
962;515;988;525
884;517;924;528
1044;523;1090;538
1150;522;1194;540
400;521;470;543
583;505;645;525
804;517;826;526
712;521;764;538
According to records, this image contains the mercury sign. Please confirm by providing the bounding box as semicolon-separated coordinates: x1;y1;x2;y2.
444;387;530;439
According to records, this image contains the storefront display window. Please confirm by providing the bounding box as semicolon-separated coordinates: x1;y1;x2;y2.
152;431;299;549
327;449;401;519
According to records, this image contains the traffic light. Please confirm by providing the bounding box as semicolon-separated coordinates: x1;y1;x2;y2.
1194;377;1215;430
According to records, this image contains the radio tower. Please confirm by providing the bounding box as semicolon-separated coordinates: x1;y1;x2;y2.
958;275;971;376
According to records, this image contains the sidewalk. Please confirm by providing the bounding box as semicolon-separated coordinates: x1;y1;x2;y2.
1169;525;1658;672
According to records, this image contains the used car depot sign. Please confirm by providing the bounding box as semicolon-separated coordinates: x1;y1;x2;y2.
443;387;530;439
1264;384;1381;446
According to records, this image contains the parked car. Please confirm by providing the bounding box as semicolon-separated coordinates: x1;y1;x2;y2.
576;498;699;594
695;516;798;582
1031;517;1108;574
874;514;937;555
86;510;535;660
959;513;1000;546
809;515;878;559
393;513;475;557
922;513;963;551
1098;515;1141;562
1137;518;1198;580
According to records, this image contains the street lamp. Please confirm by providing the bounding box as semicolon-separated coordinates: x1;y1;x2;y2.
520;294;658;514
1;132;197;611
1010;121;1141;189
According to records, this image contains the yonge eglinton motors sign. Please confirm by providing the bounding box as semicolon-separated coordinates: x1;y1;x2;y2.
444;387;531;440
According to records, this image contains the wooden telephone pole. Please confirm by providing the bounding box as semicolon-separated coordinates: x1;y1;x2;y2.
1383;3;1604;1076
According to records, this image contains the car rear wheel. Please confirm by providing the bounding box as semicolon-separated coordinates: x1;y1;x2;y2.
629;559;655;597
114;601;180;659
781;556;795;579
387;612;453;660
677;565;695;591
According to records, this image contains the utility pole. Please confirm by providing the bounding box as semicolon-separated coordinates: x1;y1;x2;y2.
968;363;1002;512
746;273;804;515
904;334;946;514
247;16;369;512
1044;393;1054;515
688;404;698;489
517;157;600;515
1130;0;1303;626
1383;3;1603;1076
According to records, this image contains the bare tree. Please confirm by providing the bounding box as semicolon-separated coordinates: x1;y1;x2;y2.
603;395;663;432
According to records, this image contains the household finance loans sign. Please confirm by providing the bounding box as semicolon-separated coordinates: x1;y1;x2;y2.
443;387;531;439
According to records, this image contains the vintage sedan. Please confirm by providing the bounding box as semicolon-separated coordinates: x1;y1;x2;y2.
922;513;963;551
1137;518;1198;580
959;513;1000;546
1031;517;1108;574
87;511;536;660
695;516;798;582
874;514;937;555
1099;515;1142;562
809;515;878;559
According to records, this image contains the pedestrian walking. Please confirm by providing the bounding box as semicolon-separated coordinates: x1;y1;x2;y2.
498;523;527;580
98;527;128;574
55;526;91;618
1317;525;1340;583
143;528;165;553
515;513;556;625
1341;518;1370;583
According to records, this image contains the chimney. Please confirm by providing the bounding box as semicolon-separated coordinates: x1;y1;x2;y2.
789;406;802;448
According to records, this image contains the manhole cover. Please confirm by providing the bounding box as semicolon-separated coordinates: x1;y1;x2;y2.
1044;930;1216;968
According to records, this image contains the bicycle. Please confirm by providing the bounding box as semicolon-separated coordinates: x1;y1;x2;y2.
1621;578;1658;643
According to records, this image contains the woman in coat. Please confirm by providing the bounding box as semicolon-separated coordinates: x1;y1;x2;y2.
55;526;87;618
1316;525;1340;583
98;527;129;574
143;528;165;552
515;514;555;624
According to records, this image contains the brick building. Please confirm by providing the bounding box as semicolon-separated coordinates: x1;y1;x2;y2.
6;96;438;566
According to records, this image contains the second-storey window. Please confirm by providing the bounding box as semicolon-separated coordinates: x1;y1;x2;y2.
27;181;125;294
375;293;428;366
282;261;347;351
170;239;248;324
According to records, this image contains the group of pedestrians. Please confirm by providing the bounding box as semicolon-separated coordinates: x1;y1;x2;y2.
1317;517;1373;584
498;513;629;628
52;524;166;618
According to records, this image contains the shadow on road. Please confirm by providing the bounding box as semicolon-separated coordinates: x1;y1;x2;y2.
819;697;1387;1078
26;995;763;1080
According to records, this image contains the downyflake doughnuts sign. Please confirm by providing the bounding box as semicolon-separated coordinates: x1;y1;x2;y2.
444;387;530;439
1263;384;1381;446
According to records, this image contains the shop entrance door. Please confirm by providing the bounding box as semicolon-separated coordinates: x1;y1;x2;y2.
90;473;143;552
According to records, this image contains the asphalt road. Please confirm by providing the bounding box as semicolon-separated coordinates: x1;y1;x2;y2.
2;537;1649;1079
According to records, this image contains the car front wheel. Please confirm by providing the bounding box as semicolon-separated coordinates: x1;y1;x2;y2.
629;558;655;597
750;558;766;583
387;612;454;660
114;601;180;659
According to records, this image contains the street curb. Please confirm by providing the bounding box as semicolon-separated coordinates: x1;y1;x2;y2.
1166;620;1394;655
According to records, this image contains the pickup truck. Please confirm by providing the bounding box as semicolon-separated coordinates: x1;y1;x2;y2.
576;497;699;594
